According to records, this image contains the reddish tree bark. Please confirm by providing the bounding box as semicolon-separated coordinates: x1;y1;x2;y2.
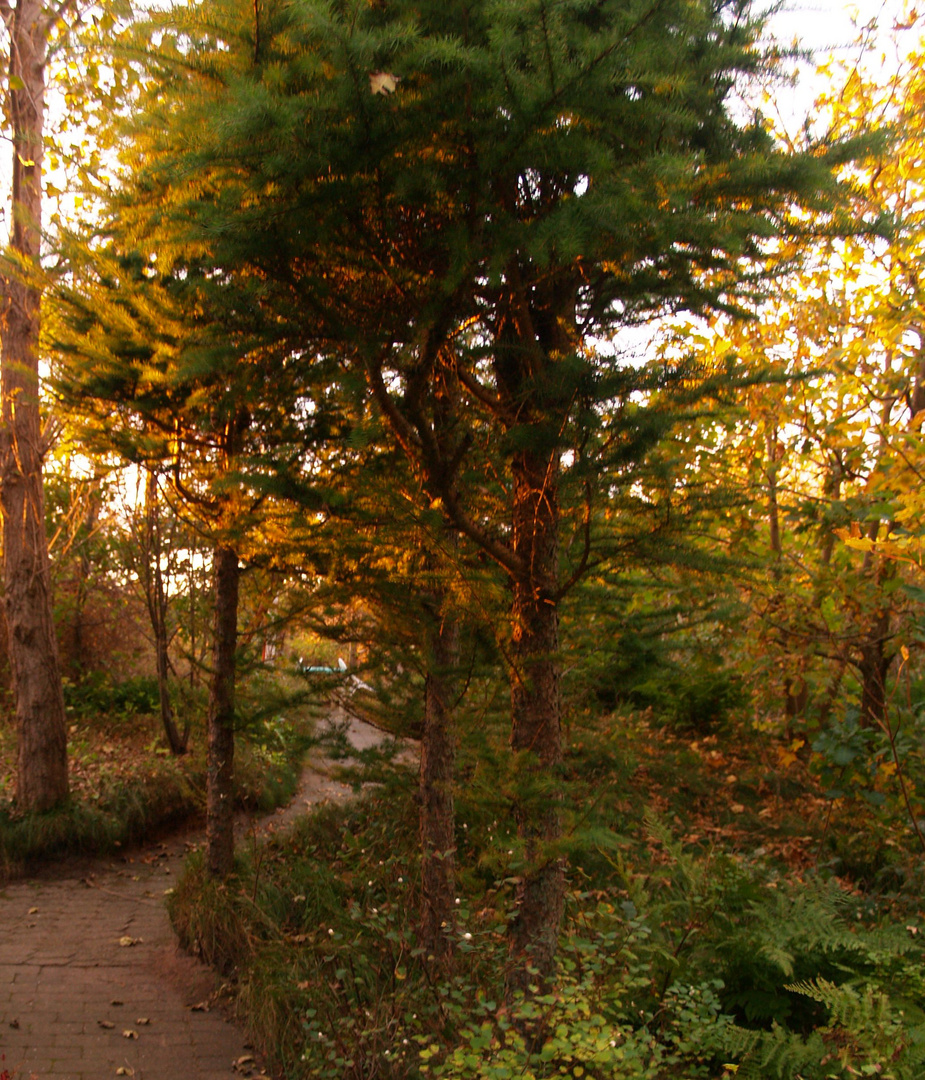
0;0;68;811
506;445;564;992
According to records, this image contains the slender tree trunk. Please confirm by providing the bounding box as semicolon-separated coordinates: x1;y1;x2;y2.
854;515;895;728
858;608;892;727
206;545;240;878
0;0;68;812
764;428;808;720
506;445;564;992
188;555;198;688
765;428;782;562
70;483;100;679
419;602;459;961
144;470;187;754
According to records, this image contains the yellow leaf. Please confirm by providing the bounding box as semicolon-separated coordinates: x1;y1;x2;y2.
370;71;400;95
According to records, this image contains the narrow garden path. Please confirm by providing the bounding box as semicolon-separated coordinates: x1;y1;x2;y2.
0;713;392;1080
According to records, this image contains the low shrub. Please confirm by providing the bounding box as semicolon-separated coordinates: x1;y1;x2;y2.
63;673;161;719
168;783;925;1080
0;706;312;877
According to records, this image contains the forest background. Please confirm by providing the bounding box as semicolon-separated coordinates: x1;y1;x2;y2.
1;0;925;1078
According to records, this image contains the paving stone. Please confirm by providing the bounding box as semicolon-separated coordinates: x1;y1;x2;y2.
0;836;253;1079
0;714;398;1080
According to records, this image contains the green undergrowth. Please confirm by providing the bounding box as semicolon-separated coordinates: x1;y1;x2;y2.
0;688;313;878
0;756;199;876
168;739;925;1080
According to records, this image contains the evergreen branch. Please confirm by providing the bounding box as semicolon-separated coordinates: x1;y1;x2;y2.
454;361;514;423
365;346;525;578
555;479;595;601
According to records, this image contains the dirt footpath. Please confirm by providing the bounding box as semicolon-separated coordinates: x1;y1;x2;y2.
0;713;397;1080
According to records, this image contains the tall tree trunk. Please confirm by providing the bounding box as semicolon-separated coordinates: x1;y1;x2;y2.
419;601;459;961
506;446;564;992
0;0;68;812
206;545;240;878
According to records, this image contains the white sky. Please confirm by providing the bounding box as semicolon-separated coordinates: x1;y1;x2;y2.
766;0;914;128
771;0;906;52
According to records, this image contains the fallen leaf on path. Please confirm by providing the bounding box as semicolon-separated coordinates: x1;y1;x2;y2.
115;1068;134;1076
27;907;38;914
111;999;123;1006
8;1019;19;1029
118;937;141;947
122;1029;138;1039
135;1018;151;1025
98;1020;115;1030
189;1001;209;1012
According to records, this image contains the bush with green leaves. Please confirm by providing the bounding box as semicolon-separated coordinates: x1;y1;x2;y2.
63;672;161;719
168;783;925;1080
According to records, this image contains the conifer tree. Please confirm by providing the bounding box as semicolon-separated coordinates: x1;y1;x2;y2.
63;0;864;978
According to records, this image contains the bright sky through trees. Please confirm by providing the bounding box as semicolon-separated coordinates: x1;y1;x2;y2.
768;0;912;129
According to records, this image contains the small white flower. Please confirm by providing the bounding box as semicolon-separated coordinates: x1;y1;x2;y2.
328;928;334;936
398;877;403;883
463;932;472;940
455;898;460;905
368;881;373;887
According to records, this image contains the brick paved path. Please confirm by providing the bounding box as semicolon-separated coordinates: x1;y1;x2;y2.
0;841;255;1080
0;713;396;1080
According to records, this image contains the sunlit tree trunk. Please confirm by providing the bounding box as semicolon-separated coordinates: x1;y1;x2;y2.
506;445;564;992
0;0;68;811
